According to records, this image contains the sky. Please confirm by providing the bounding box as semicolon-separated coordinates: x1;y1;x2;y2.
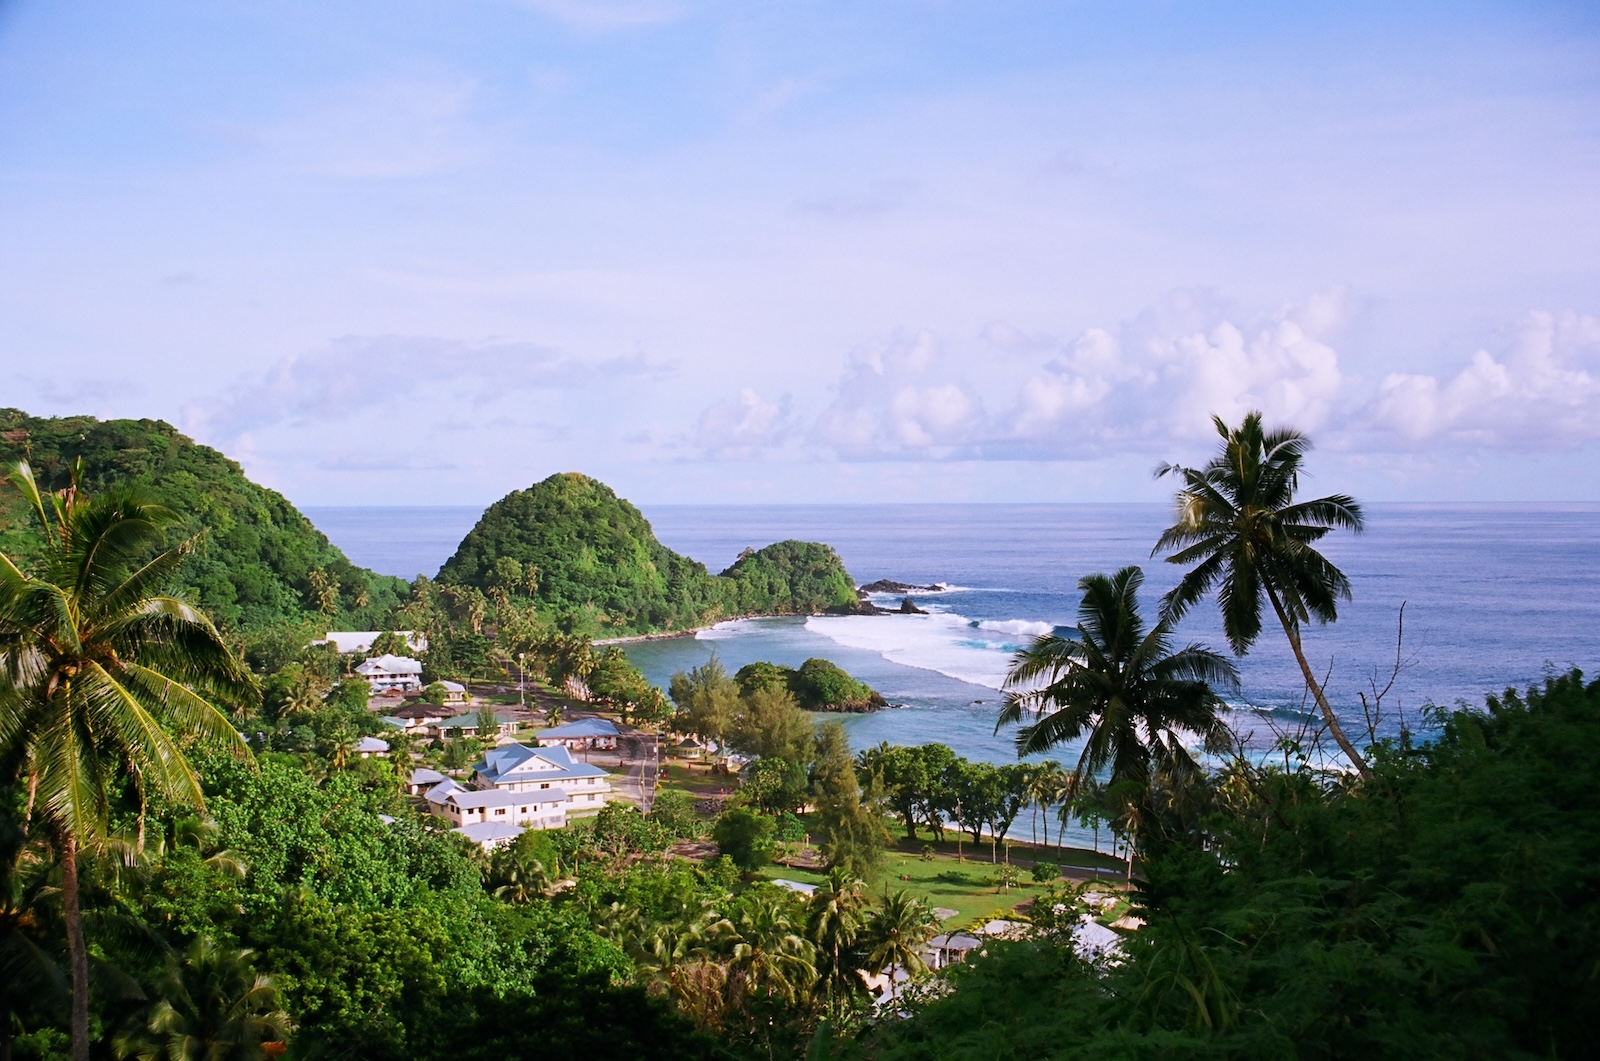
2;0;1599;506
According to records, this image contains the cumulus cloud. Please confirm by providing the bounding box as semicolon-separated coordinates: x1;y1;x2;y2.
815;330;984;458
803;295;1600;462
186;335;660;443
810;293;1352;461
1364;311;1600;450
693;388;792;457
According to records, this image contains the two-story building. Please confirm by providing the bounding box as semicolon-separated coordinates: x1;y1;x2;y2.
472;741;613;811
354;654;424;693
423;778;569;846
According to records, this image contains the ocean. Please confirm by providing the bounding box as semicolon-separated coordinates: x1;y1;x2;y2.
307;503;1600;845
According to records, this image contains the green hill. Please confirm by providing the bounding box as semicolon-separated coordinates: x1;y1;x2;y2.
437;473;858;634
0;410;408;634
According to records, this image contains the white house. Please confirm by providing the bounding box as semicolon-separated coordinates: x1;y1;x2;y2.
454;821;526;850
390;704;446;734
535;718;620;751
355;736;390;758
472;742;613;810
313;631;428;654
429;710;521;742
406;767;447;795
423;778;569;839
355;654;424;693
427;679;468;704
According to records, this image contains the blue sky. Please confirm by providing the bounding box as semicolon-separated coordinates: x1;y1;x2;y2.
2;0;1598;505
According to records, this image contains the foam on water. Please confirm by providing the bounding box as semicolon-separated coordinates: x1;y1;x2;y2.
804;611;1046;690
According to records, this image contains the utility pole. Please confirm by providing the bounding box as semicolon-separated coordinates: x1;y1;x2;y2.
517;652;525;711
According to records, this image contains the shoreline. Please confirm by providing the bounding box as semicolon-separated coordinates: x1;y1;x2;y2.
592;611;811;646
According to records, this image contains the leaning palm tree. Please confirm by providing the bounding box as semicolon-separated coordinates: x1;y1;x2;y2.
999;566;1238;806
862;889;939;1004
0;463;257;1061
1152;411;1370;778
113;937;290;1061
806;867;870;1020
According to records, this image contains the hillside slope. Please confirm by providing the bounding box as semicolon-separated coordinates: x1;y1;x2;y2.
438;473;858;634
0;410;407;633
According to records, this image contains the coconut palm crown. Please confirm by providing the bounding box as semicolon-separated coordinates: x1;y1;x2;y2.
999;566;1238;797
0;461;257;1061
1152;411;1369;777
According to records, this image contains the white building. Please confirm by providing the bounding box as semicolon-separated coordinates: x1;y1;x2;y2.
355;654;424;693
472;742;613;809
420;742;615;844
423;778;569;844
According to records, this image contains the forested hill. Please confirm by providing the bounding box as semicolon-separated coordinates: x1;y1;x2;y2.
438;473;858;634
0;410;407;633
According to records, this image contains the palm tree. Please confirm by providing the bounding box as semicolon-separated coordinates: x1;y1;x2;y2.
999;566;1238;808
492;858;550;904
1021;760;1064;849
1153;411;1370;778
862;889;939;1004
113;937;290;1061
0;463;257;1061
716;888;817;1008
806;868;869;1020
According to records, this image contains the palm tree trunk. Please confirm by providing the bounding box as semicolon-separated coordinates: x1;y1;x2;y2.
59;833;90;1061
1265;586;1372;780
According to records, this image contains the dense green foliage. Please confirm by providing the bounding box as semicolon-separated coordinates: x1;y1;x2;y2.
737;658;884;711
0;411;407;632
438;474;857;633
861;670;1600;1059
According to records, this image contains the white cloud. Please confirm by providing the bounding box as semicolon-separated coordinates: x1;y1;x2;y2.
802;295;1600;463
693;388;792;456
819;290;1354;461
1366;311;1600;450
815;330;984;458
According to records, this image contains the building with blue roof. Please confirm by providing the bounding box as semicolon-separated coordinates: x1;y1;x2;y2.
535;717;620;751
471;741;613;811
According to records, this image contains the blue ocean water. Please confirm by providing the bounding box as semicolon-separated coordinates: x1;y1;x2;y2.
308;502;1600;843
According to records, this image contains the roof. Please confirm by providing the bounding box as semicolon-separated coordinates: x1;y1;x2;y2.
438;710;519;729
440;786;567;810
313;631;429;654
455;821;525;845
771;879;817;895
392;704;445;721
474;742;612;786
1072;917;1122;960
537;718;620;739
355;654;423;676
356;736;390;754
929;932;982;952
434;679;466;692
408;767;447;787
424;779;466;804
378;716;407;729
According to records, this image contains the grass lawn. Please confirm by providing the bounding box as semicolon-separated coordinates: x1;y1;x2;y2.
760;847;1093;929
658;760;736;797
